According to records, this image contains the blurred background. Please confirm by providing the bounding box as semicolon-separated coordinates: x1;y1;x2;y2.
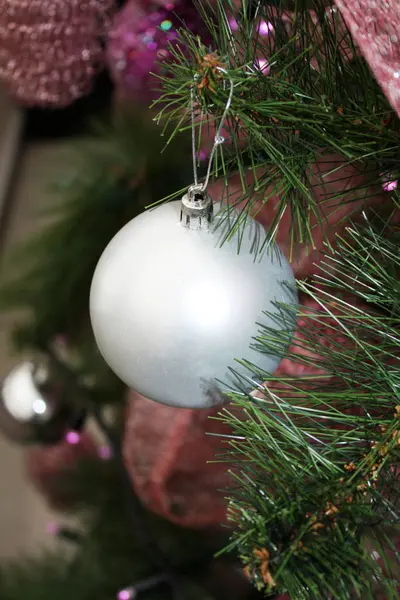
0;85;106;558
0;90;63;558
0;1;232;585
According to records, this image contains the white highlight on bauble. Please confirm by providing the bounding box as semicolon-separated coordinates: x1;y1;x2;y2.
2;362;48;421
90;200;297;408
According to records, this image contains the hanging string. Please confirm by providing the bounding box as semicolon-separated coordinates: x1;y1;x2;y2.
190;67;234;192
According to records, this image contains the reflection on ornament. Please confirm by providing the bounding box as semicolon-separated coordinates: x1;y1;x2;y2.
2;362;49;422
0;361;74;444
90;200;297;409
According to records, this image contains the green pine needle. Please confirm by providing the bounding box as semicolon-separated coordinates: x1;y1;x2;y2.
155;0;400;248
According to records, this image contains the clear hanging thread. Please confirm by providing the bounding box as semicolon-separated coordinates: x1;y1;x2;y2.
181;66;234;231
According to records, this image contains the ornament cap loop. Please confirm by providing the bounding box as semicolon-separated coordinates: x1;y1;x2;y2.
180;185;213;231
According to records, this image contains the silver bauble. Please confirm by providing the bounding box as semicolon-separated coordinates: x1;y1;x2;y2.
90;200;297;408
0;361;74;444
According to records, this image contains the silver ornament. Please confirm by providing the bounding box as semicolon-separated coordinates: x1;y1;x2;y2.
0;361;74;444
90;200;297;409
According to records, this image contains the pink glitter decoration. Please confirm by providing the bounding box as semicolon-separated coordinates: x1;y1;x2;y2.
0;0;116;107
258;20;274;36
123;389;233;528
65;430;80;445
229;17;239;32
334;0;400;116
54;334;68;347
117;589;134;600
383;179;398;192
195;149;207;161
254;58;271;75
46;521;59;536
98;445;113;460
25;432;97;510
107;0;208;102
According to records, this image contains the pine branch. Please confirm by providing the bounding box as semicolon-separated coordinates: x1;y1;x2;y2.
217;215;400;597
155;0;400;247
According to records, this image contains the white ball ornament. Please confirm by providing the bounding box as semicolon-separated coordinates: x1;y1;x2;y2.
90;188;297;409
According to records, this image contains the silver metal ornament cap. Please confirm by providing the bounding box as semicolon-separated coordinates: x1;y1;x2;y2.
180;184;213;231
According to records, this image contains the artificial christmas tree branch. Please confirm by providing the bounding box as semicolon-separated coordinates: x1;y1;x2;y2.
216;212;400;598
0;2;399;599
155;0;400;247
44;345;192;600
91;406;187;600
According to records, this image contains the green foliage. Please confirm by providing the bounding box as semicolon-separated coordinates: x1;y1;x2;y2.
154;3;400;594
1;2;400;599
0;455;227;600
156;0;400;248
218;210;400;598
0;113;193;352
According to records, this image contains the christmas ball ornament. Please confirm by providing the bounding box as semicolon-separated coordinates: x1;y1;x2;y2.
90;190;297;409
0;361;74;444
0;0;115;107
107;0;207;102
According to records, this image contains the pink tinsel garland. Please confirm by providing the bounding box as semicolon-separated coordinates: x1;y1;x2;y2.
335;0;400;115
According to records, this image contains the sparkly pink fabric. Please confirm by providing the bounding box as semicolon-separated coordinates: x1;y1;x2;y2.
335;0;400;116
275;293;371;383
208;153;386;280
0;0;116;107
107;0;207;103
26;431;96;509
123;390;234;528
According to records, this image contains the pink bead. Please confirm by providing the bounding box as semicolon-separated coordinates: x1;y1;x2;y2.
229;18;239;32
258;20;274;36
383;179;398;192
98;445;113;460
254;58;270;75
46;521;59;536
65;430;80;445
117;589;134;600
